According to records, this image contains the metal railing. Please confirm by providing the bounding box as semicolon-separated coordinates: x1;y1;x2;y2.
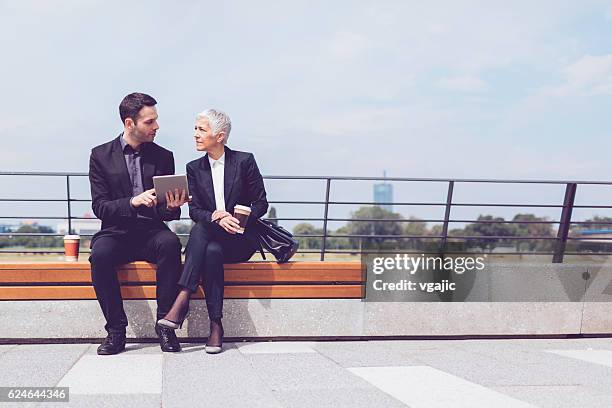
1;172;612;262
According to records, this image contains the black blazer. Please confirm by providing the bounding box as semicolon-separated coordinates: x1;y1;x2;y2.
89;135;181;246
187;146;268;249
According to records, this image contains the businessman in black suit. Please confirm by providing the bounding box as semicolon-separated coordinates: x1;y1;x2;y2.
89;92;188;355
157;109;268;353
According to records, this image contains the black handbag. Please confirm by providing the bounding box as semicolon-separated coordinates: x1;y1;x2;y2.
254;219;299;263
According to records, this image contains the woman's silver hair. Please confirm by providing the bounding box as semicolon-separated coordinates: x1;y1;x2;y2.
196;109;231;144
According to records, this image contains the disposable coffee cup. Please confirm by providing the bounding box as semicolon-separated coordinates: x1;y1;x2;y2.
63;235;80;262
233;205;251;234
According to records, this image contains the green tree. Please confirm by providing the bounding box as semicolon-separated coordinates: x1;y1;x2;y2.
346;206;403;250
572;216;612;232
512;213;555;252
429;224;443;237
293;222;323;249
425;224;467;253
327;225;352;250
8;223;63;248
402;217;428;250
463;215;517;251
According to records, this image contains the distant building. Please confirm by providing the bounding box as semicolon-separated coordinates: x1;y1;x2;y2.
576;229;612;252
373;171;393;212
0;224;16;233
57;213;101;236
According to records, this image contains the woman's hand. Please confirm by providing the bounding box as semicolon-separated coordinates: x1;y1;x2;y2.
211;210;232;222
218;216;241;234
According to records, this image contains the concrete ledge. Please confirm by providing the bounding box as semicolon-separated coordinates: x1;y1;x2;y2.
0;299;598;339
4;260;612;339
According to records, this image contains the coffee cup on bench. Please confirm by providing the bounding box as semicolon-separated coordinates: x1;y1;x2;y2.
233;205;251;234
63;234;80;262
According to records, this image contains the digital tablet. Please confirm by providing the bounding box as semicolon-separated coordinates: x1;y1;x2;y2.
153;174;189;203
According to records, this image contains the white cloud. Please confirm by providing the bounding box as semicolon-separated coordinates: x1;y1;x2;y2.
328;31;371;60
565;54;612;85
545;54;612;96
0;1;610;184
606;6;612;21
435;76;487;92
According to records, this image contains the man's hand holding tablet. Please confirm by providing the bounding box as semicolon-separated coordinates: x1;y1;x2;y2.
153;174;190;210
165;189;188;210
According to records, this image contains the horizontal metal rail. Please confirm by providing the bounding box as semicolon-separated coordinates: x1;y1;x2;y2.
2;172;612;262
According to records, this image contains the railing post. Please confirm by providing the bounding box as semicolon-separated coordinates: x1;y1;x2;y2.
320;178;331;261
66;175;73;235
552;183;577;263
440;181;454;253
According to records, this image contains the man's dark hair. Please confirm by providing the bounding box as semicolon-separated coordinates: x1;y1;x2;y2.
119;92;157;125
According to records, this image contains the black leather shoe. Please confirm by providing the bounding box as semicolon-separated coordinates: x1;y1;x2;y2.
97;332;126;355
155;324;181;352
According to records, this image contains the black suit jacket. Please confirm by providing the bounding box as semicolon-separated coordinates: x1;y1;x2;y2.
89;135;181;246
187;146;268;249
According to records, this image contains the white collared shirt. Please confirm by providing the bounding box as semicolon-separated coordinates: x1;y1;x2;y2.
208;152;226;211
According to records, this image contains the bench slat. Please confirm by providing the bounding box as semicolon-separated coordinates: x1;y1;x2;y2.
0;269;363;284
0;262;363;284
0;285;363;300
0;261;361;271
0;261;364;299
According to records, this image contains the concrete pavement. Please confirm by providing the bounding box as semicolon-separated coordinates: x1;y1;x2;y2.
2;338;612;407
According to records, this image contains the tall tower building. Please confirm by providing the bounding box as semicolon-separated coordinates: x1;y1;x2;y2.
373;171;393;212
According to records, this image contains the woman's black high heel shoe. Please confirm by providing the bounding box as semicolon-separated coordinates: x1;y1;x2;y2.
157;308;190;330
205;320;224;354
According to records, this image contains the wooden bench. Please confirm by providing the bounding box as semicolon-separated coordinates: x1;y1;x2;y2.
0;262;364;300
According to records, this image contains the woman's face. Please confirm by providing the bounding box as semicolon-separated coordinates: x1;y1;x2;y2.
194;117;218;152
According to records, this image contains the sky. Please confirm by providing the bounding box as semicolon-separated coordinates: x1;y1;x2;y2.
1;0;612;230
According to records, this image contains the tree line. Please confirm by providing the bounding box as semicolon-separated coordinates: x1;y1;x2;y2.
290;206;610;253
1;209;611;252
0;224;63;248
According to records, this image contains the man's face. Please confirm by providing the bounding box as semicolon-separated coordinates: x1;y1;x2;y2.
194;117;223;151
128;105;159;143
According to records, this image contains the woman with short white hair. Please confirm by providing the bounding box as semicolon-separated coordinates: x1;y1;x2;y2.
158;109;268;353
